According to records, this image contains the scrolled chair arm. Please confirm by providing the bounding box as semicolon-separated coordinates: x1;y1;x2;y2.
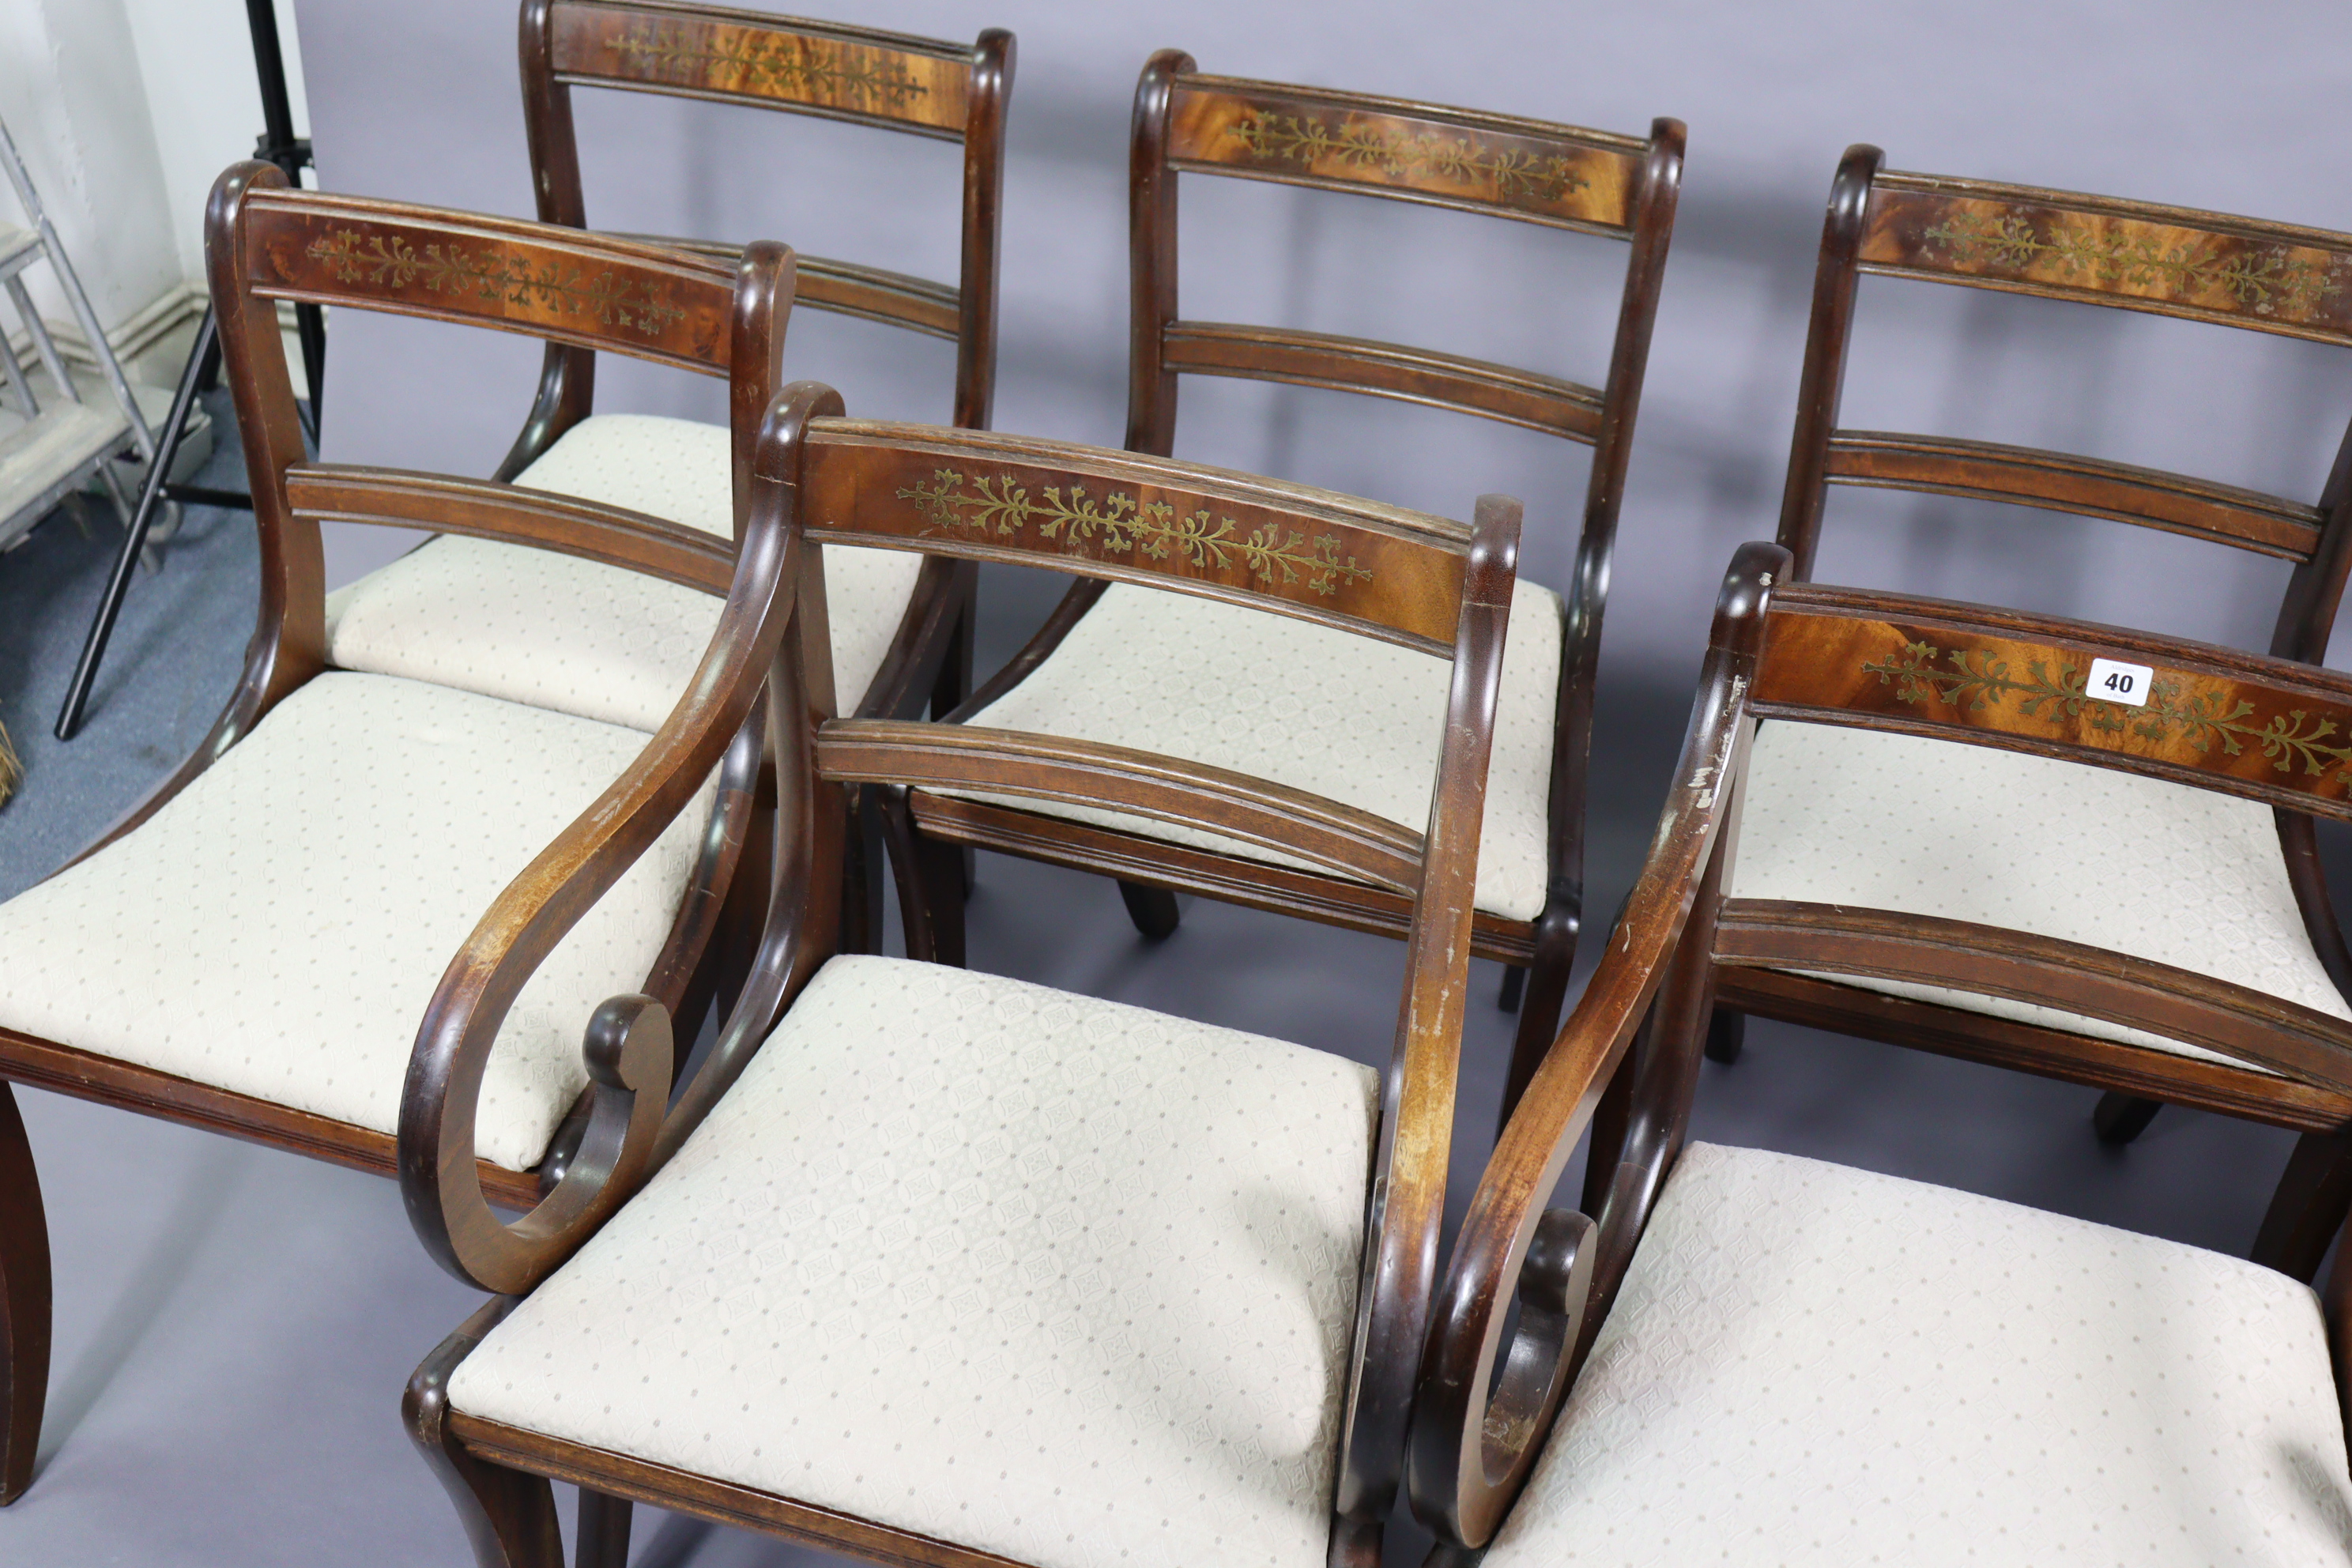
1406;541;1785;1551
398;380;842;1298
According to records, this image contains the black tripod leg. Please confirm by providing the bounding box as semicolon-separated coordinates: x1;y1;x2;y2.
54;310;220;741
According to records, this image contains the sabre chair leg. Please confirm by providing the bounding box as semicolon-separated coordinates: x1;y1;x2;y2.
1118;881;1181;941
2092;1091;2163;1146
1498;963;1526;1012
1702;1005;1744;1065
407;1302;565;1568
929;572;978;900
879;786;966;968
1496;937;1576;1133
0;1082;51;1505
575;1490;632;1568
2252;1123;2352;1282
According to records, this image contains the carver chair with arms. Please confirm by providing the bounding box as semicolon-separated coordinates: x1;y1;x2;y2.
0;162;794;1503
1408;544;2352;1565
400;392;1522;1568
322;0;1012;765
895;48;1680;1122
1705;144;2352;1276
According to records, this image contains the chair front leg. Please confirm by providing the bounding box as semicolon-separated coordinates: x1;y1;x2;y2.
879;786;967;967
575;1491;632;1568
1496;899;1581;1130
406;1300;565;1568
2254;1122;2352;1283
0;1081;48;1505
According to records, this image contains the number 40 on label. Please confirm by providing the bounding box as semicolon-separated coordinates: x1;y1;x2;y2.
2087;657;2155;708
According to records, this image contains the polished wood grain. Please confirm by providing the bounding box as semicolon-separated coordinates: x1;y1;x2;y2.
1824;431;2326;559
246;190;741;373
0;167;800;1504
1167;77;1641;233
548;0;971;135
800;417;1473;651
1713;965;2352;1131
1410;543;2352;1556
413;391;1527;1568
287;466;737;594
905;791;1543;962
0;1085;47;1505
1752;146;2352;1187
1751;587;2352;818
401;375;802;1296
513;0;1012;759
1163;321;1604;439
1860;174;2352;345
1408;542;1783;1549
1716;899;2352;1093
816;719;1427;894
915;53;1683;1133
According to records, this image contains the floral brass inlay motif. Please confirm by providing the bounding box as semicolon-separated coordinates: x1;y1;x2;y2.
303;228;687;337
1229;112;1587;205
1921;212;2344;318
609;28;929;108
898;469;1374;597
1862;639;2352;779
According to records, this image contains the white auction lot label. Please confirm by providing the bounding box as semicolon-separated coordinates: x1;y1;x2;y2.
2086;657;2154;707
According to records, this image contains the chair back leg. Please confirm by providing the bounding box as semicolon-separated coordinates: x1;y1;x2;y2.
0;1080;47;1505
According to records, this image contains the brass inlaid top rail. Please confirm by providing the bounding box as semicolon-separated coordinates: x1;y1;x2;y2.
548;0;971;135
1751;587;2352;819
1860;170;2352;343
610;235;960;338
1167;74;1640;232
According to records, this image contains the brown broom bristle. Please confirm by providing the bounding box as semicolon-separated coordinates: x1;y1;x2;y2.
0;716;19;807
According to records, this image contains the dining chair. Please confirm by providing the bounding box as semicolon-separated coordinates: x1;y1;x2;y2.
400;391;1521;1568
1705;143;2352;1273
322;0;1012;749
1409;542;2352;1562
890;49;1680;1125
0;161;794;1503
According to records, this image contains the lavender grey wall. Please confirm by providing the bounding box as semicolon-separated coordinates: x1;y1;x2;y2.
292;0;2352;682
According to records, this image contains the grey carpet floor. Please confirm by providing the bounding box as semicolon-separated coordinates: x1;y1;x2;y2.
0;398;2316;1565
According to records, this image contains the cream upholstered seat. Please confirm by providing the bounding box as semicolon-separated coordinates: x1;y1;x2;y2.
954;577;1565;922
449;954;1379;1568
1486;1141;2352;1567
325;415;927;730
1728;721;2350;1069
0;672;708;1171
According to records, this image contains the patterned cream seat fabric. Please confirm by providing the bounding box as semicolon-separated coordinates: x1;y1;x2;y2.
1730;721;2350;1069
325;415;928;730
450;954;1379;1568
1487;1141;2352;1566
0;673;707;1172
954;577;1565;922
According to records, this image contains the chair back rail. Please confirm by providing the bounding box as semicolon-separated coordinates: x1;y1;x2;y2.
209;166;790;742
1714;901;2352;1095
1824;431;2327;560
813;720;1424;895
1163;322;1604;441
1778;145;2352;614
1751;582;2352;821
1130;52;1679;451
285;466;737;595
1165;74;1645;234
518;0;1011;439
798;418;1476;653
1860;172;2352;343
